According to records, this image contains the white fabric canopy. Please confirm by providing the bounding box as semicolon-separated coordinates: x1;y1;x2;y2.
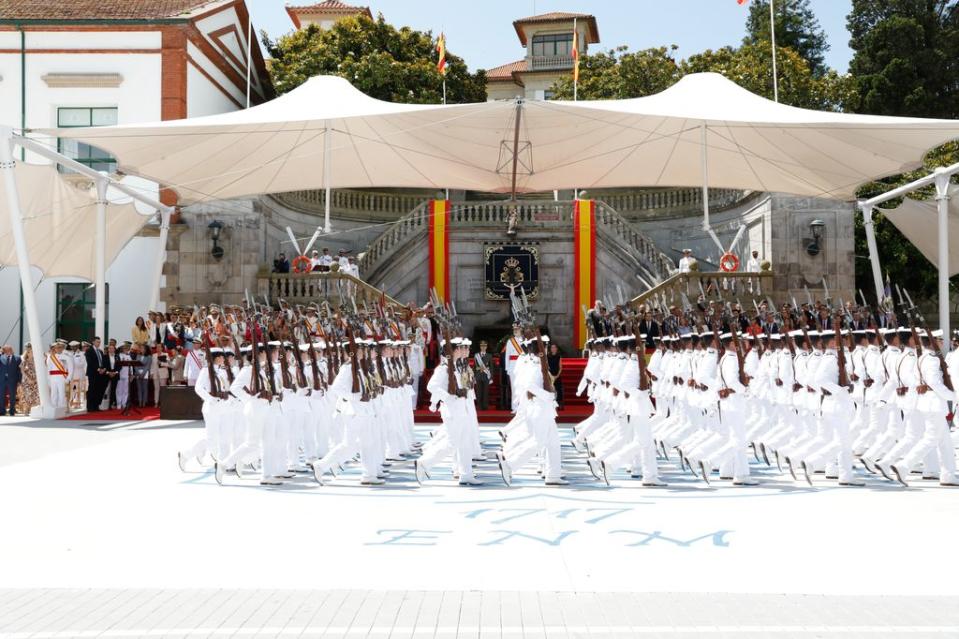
49;73;959;203
0;163;150;281
884;185;959;276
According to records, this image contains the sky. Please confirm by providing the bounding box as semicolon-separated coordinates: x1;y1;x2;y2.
247;0;855;73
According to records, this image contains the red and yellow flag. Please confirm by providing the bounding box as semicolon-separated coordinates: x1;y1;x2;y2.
428;200;450;302
572;199;596;349
571;26;580;84
436;32;447;75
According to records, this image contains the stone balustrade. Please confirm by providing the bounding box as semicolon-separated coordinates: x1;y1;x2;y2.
629;271;776;308
358;198;676;287
596;188;746;217
257;271;404;308
269;189;429;220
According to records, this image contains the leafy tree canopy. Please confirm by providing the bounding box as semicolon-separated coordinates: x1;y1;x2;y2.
263;14;486;103
743;0;830;76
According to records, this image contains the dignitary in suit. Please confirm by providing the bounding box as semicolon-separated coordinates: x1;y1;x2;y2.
0;344;21;416
85;337;108;412
473;340;494;410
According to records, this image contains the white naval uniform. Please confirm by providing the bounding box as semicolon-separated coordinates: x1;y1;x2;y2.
502;353;563;482
418;359;476;481
503;336;524;412
184;349;206;387
897;352;957;483
46;352;71;408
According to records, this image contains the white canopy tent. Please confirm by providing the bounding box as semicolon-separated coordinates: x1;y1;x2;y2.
883;184;959;276
0;163;151;281
0;128;172;417
49;73;959;206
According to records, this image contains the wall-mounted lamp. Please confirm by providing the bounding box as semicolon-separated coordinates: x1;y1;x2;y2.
208;220;224;259
805;218;825;256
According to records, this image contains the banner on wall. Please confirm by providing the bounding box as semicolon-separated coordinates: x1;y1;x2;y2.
427;199;449;301
572;199;596;349
484;242;539;301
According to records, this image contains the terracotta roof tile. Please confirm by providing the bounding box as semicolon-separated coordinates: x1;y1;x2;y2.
0;0;224;20
286;0;371;16
285;0;372;29
486;59;527;81
512;11;599;45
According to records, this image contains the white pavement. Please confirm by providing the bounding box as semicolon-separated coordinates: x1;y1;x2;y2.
0;416;957;638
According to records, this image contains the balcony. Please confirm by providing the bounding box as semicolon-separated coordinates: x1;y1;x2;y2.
529;55;573;71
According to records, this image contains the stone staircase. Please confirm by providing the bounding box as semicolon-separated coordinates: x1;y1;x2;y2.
359;199;675;288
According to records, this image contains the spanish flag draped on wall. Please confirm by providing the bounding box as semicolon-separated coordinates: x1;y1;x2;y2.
572;199;595;349
428;199;450;302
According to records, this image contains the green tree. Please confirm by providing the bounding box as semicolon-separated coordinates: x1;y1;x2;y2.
263;14;486;103
743;0;830;76
551;46;681;100
847;1;959;299
848;0;959;118
553;42;857;112
682;43;856;110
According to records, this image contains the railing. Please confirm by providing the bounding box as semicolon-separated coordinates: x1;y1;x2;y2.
629;271;775;308
358;200;431;276
358;199;676;289
594;200;674;282
258;270;404;308
597;188;746;217
529;55;573;71
269;189;428;219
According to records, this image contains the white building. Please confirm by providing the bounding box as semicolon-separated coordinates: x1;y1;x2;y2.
0;0;272;350
486;12;599;101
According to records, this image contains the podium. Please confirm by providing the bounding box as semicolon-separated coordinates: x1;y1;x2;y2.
159;385;203;420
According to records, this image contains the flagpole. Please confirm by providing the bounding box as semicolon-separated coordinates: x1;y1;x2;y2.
245;9;253;108
769;0;779;102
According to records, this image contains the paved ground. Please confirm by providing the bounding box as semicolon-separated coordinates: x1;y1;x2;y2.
0;415;957;638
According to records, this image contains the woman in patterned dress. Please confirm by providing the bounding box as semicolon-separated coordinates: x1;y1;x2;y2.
17;344;39;415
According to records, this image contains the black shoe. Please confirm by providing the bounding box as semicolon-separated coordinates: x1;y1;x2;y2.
800;461;813;487
890;464;909;488
598;460;610;487
759;443;771;467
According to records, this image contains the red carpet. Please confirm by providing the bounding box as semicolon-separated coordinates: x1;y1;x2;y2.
63;407;161;422
414;357;592;424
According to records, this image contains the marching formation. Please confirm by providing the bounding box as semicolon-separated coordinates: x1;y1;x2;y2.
177;288;959;489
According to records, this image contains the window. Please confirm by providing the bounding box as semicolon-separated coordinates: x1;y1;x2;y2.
531;33;573;58
56;283;108;343
543;90;556;101
57;107;118;173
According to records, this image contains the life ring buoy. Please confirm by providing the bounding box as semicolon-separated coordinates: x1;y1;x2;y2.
719;252;740;273
292;255;312;273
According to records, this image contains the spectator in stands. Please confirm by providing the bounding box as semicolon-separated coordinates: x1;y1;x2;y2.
273;253;290;274
132;316;150;350
547;342;564;410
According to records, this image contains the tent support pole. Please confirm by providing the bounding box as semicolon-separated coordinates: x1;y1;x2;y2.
94;177;107;341
323;121;331;234
150;209;171;312
935;169;951;351
860;203;884;307
510;99;523;201
0;126;52;416
700;124;710;232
